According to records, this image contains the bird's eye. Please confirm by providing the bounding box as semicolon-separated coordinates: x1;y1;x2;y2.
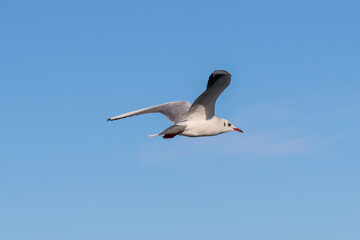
224;122;226;127
228;123;231;127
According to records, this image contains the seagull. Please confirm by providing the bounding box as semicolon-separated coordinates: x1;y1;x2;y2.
107;70;243;139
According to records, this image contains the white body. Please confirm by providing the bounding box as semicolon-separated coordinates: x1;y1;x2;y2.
179;117;231;137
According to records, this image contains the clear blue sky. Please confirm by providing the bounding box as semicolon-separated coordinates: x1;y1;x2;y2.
1;1;359;239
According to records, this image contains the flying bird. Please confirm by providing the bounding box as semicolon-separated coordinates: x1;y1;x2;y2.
107;70;243;139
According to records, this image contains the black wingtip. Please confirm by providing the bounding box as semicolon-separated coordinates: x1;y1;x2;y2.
107;118;112;121
207;70;231;90
211;70;230;76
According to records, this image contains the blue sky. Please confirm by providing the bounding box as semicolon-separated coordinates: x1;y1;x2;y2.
1;0;360;239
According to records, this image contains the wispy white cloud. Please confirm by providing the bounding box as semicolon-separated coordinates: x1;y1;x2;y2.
214;131;329;156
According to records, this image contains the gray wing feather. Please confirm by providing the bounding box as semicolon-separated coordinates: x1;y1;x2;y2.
186;70;231;120
107;101;191;124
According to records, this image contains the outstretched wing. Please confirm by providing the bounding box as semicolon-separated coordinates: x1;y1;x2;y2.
186;70;231;120
107;101;191;124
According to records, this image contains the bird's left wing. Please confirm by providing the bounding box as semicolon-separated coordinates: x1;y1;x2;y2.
186;70;231;120
107;101;191;124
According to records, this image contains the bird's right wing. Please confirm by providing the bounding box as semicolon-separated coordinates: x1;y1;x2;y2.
186;70;231;120
107;101;191;124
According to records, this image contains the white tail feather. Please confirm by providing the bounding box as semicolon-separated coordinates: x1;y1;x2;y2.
148;133;161;137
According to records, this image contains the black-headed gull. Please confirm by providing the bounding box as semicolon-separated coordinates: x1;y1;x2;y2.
107;70;243;139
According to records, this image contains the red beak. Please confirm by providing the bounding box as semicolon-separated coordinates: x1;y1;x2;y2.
233;128;243;133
